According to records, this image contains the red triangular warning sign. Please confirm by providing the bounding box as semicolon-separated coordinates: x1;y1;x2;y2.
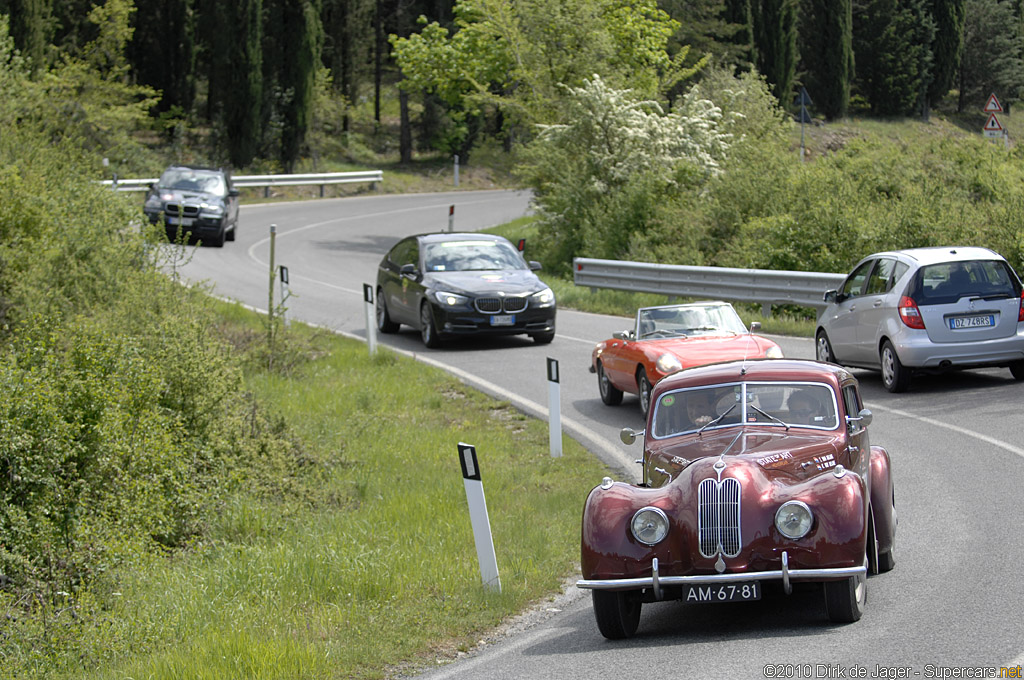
984;113;1003;131
983;93;1003;113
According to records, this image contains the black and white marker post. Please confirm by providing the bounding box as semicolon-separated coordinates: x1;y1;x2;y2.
547;357;562;457
363;284;377;355
458;443;501;592
279;265;290;328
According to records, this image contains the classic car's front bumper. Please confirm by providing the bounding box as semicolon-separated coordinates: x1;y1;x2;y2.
577;552;866;600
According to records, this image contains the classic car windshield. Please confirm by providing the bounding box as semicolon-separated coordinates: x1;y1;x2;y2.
651;382;839;438
422;240;527;272
636;303;748;339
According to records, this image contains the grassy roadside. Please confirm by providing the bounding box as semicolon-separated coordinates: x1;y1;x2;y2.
6;301;609;680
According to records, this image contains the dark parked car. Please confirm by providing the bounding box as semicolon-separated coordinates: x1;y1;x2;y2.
376;233;556;348
144;165;239;247
577;359;896;639
816;246;1024;392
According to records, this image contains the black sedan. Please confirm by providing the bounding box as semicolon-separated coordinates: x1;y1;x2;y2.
376;233;556;348
143;165;239;247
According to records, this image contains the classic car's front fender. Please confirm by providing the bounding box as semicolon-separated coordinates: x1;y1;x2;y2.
869;445;896;556
580;466;868;583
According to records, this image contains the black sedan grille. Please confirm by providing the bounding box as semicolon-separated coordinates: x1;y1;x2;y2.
698;477;741;558
166;203;200;218
475;296;527;314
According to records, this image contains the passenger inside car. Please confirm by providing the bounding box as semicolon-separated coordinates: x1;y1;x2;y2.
787;389;824;425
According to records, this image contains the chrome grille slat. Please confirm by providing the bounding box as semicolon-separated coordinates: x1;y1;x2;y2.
474;296;528;314
697;477;742;558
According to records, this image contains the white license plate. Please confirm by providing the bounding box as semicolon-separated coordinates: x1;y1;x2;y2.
684;582;761;603
950;315;994;329
167;216;194;227
490;314;515;326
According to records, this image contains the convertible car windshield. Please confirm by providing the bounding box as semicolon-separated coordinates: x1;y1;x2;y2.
637;303;749;339
651;381;839;438
423;240;526;272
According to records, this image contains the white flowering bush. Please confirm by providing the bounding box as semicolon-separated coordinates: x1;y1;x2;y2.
519;75;730;272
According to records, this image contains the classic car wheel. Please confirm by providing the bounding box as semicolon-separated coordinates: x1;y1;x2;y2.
597;362;623;406
880;340;910;393
532;330;555;344
815;330;836;363
1010;361;1024;380
420;302;442;348
376;287;399;333
637;368;653;416
824;563;866;623
592;590;642;639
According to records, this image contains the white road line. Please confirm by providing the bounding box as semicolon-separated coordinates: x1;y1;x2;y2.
869;403;1024;460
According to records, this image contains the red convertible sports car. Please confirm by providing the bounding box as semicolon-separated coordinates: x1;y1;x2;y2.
591;302;783;415
577;359;897;639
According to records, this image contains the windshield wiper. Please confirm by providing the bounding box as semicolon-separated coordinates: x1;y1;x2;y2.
698;402;737;435
749;404;789;430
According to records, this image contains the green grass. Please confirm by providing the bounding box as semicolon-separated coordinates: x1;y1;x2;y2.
3;303;608;680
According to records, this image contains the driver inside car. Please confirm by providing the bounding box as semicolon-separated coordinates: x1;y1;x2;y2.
787;390;823;425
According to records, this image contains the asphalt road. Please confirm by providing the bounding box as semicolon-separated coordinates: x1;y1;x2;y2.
177;190;1024;680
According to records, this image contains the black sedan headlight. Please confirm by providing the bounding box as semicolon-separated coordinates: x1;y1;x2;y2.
531;287;555;307
433;291;470;307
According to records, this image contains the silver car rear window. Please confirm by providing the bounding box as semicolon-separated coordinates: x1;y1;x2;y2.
908;260;1020;305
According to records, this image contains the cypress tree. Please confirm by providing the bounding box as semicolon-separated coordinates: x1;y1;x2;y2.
130;0;196;116
9;0;48;76
723;0;757;68
800;0;853;119
854;0;934;116
927;0;966;106
752;0;798;107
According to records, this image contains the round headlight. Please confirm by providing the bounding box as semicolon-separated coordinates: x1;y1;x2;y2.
765;345;784;359
631;507;669;546
775;501;813;539
655;353;683;375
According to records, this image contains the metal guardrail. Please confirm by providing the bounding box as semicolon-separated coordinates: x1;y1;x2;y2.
573;257;847;315
101;170;384;196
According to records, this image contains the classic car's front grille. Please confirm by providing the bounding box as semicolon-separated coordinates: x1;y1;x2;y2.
698;477;741;558
475;296;527;314
166;203;199;218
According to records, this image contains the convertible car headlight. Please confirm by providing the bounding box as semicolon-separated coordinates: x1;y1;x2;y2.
765;346;784;359
531;287;555;307
630;507;669;546
775;501;813;539
655;353;683;375
433;291;469;307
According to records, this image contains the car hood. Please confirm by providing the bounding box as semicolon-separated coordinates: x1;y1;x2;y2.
655;427;845;482
642;334;776;365
423;270;545;295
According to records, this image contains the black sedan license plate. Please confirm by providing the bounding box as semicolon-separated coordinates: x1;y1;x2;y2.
684;582;761;603
490;314;515;326
949;315;994;329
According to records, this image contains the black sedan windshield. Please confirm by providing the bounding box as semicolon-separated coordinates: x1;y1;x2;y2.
423;240;527;272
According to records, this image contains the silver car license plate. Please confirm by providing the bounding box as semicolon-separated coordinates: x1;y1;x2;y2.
490;314;515;326
684;582;761;603
949;315;994;329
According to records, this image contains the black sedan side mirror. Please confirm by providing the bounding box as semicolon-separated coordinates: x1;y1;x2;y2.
400;263;419;279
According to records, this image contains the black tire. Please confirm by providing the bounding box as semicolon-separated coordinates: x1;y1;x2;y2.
637;368;653;416
592;590;642;640
880;340;910;393
207;224;226;248
597;361;624;406
815;330;836;364
532;330;555;344
1010;361;1024;380
420;302;441;349
876;547;896;573
376;287;399;333
824;565;866;623
226;222;236;242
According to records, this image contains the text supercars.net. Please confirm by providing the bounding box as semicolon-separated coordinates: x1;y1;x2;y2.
763;664;1023;679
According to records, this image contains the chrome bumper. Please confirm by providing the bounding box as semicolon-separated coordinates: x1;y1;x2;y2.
577;552;867;599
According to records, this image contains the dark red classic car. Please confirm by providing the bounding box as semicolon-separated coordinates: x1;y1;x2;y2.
577;359;897;639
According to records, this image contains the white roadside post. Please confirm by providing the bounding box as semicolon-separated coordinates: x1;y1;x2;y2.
458;443;501;592
364;284;377;355
454;154;460;187
448;204;455;232
279;265;290;328
547;357;562;457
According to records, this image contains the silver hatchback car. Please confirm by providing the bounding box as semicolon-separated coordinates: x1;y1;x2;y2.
816;247;1024;392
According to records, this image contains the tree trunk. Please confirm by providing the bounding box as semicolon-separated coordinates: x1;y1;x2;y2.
400;89;412;162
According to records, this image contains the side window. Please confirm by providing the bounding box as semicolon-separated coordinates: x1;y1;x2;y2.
892;261;910;291
842;385;861;426
865;258;896;296
841;260;874;298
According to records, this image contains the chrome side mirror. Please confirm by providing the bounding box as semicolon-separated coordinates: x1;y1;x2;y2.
612;330;629;340
620;427;644;445
749;321;762;333
823;289;838;304
846;408;873;429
